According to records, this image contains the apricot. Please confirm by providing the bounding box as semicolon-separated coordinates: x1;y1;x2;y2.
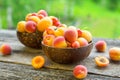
27;16;40;24
25;21;37;33
32;56;45;69
43;31;48;38
53;36;67;48
37;10;48;17
54;21;61;27
43;35;55;46
17;21;26;32
77;29;82;37
54;27;66;37
94;56;109;67
77;37;88;47
64;28;78;43
109;47;120;61
68;26;77;30
45;26;57;35
0;44;12;55
73;65;88;79
81;30;92;42
25;13;37;21
49;16;61;27
37;14;44;19
59;24;67;28
71;41;80;48
37;17;52;32
95;40;107;52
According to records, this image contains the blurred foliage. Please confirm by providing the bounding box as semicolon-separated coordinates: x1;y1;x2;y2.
0;0;120;38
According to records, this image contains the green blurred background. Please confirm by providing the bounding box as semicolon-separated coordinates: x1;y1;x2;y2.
0;0;120;38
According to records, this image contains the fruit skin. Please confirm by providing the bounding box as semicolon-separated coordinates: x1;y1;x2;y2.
64;28;78;43
37;14;44;19
54;21;61;27
95;40;107;52
94;56;109;67
37;17;52;32
59;24;67;28
77;29;82;37
77;37;88;47
25;13;37;21
54;27;66;37
45;26;57;35
37;10;48;17
71;41;80;48
0;44;12;55
53;36;67;48
27;16;40;23
109;47;120;61
25;21;37;33
68;26;77;30
32;56;45;69
17;21;26;32
43;35;55;46
73;65;88;79
81;30;92;42
49;16;61;27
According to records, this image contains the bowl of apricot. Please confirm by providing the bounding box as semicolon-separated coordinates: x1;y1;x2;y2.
42;26;93;64
16;10;61;49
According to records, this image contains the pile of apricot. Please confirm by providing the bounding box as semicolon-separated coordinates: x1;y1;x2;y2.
42;26;92;48
16;9;120;79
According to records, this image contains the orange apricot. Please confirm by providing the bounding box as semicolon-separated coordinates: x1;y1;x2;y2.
27;16;40;24
0;44;12;55
81;30;92;42
32;56;45;69
73;65;88;79
94;56;109;67
17;21;26;32
25;13;37;21
53;36;67;48
95;40;107;52
109;47;120;61
37;17;52;32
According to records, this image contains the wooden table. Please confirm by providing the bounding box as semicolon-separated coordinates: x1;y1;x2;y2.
0;30;120;80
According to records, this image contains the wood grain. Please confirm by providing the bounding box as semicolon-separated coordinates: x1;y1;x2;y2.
0;30;120;79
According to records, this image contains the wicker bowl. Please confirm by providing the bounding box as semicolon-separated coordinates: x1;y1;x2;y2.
17;31;43;49
42;42;93;64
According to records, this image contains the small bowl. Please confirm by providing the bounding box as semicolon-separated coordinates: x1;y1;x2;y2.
42;42;93;64
17;30;43;49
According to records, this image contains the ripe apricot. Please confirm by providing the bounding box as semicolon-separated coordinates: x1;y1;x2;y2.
37;10;48;17
17;21;26;32
43;35;55;46
77;37;88;47
71;41;80;48
95;40;107;52
25;13;37;21
0;44;12;55
54;27;66;37
25;21;37;33
37;17;52;32
32;56;45;69
109;47;120;61
64;28;78;43
94;56;109;67
81;30;92;42
27;16;40;24
53;36;67;48
73;65;88;79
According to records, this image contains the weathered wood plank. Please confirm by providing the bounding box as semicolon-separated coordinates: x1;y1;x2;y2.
0;30;120;79
0;62;119;80
0;30;16;38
